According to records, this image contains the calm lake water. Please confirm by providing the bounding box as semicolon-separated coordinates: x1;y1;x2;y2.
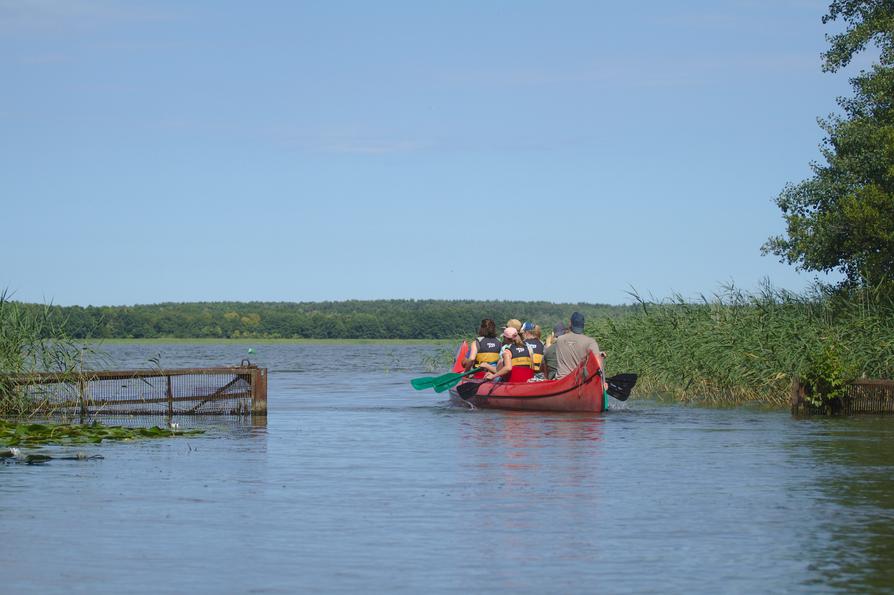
3;343;894;594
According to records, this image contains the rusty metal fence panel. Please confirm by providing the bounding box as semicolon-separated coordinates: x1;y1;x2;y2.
791;378;894;416
4;366;267;416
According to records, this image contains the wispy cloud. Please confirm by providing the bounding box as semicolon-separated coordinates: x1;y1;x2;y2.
436;52;820;91
17;52;70;64
652;0;828;29
272;128;431;155
650;11;745;29
0;0;176;32
317;139;429;155
149;118;432;156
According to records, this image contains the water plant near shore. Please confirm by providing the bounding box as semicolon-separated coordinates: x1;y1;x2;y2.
0;419;203;448
590;283;894;407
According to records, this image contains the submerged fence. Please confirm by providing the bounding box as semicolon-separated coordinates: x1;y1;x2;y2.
3;365;267;416
791;378;894;416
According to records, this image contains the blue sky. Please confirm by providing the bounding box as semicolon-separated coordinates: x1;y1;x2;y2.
1;0;860;306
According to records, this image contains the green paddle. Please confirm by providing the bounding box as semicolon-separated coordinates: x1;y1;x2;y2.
411;372;451;390
411;368;481;391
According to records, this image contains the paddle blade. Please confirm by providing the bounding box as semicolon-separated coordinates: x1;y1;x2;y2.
433;376;463;393
410;376;438;390
411;369;464;390
456;381;484;399
605;373;638;401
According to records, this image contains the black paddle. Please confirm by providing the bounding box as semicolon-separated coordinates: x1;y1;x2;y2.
605;373;637;401
456;379;485;399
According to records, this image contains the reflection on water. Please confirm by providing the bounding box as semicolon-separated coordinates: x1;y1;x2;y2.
2;343;894;593
793;419;894;593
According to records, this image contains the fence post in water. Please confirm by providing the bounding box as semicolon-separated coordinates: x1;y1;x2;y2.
251;367;268;415
78;374;88;418
166;375;174;417
790;376;802;415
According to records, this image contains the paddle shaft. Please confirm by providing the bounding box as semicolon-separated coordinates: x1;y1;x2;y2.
433;368;482;393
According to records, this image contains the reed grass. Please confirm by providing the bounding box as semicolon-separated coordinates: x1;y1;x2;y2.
589;282;894;407
0;290;94;416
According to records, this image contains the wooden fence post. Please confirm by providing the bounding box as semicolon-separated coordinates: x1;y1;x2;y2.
251;368;268;415
166;375;174;417
790;376;802;415
78;374;88;418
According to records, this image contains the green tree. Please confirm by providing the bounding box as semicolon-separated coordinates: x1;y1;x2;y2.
764;0;894;287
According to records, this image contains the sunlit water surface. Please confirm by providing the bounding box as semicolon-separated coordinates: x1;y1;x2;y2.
3;343;894;593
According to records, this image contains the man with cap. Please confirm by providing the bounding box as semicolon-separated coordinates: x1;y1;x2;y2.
554;312;602;379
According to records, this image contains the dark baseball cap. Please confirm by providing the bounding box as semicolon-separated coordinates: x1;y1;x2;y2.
570;312;585;333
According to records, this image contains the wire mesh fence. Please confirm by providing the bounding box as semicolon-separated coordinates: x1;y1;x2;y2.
791;378;894;416
4;366;267;417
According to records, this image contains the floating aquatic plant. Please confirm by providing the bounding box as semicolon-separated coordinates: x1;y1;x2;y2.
0;419;203;449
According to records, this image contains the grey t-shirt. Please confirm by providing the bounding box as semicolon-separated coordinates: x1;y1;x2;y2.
554;332;600;379
544;343;559;379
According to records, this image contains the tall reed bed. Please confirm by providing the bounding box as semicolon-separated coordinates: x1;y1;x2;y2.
589;284;894;406
0;290;88;415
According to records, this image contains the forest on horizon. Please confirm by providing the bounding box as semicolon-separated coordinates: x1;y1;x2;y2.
17;300;634;340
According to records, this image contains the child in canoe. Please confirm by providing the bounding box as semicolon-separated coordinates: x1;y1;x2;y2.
483;326;535;383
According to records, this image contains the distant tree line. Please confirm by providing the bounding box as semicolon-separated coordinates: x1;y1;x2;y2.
16;300;635;340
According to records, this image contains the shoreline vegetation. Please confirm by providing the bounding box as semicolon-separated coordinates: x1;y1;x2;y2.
590;283;894;407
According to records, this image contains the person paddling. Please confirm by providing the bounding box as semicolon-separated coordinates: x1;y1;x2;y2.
554;312;603;380
494;318;523;364
521;321;545;377
485;326;535;383
463;319;501;379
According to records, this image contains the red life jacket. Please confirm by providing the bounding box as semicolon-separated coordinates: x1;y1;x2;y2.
506;343;534;383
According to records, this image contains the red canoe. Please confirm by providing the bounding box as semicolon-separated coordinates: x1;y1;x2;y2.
449;351;608;412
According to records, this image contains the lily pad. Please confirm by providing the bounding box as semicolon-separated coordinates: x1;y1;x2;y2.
0;419;203;448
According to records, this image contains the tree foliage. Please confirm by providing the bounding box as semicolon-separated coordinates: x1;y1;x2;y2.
764;0;894;287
